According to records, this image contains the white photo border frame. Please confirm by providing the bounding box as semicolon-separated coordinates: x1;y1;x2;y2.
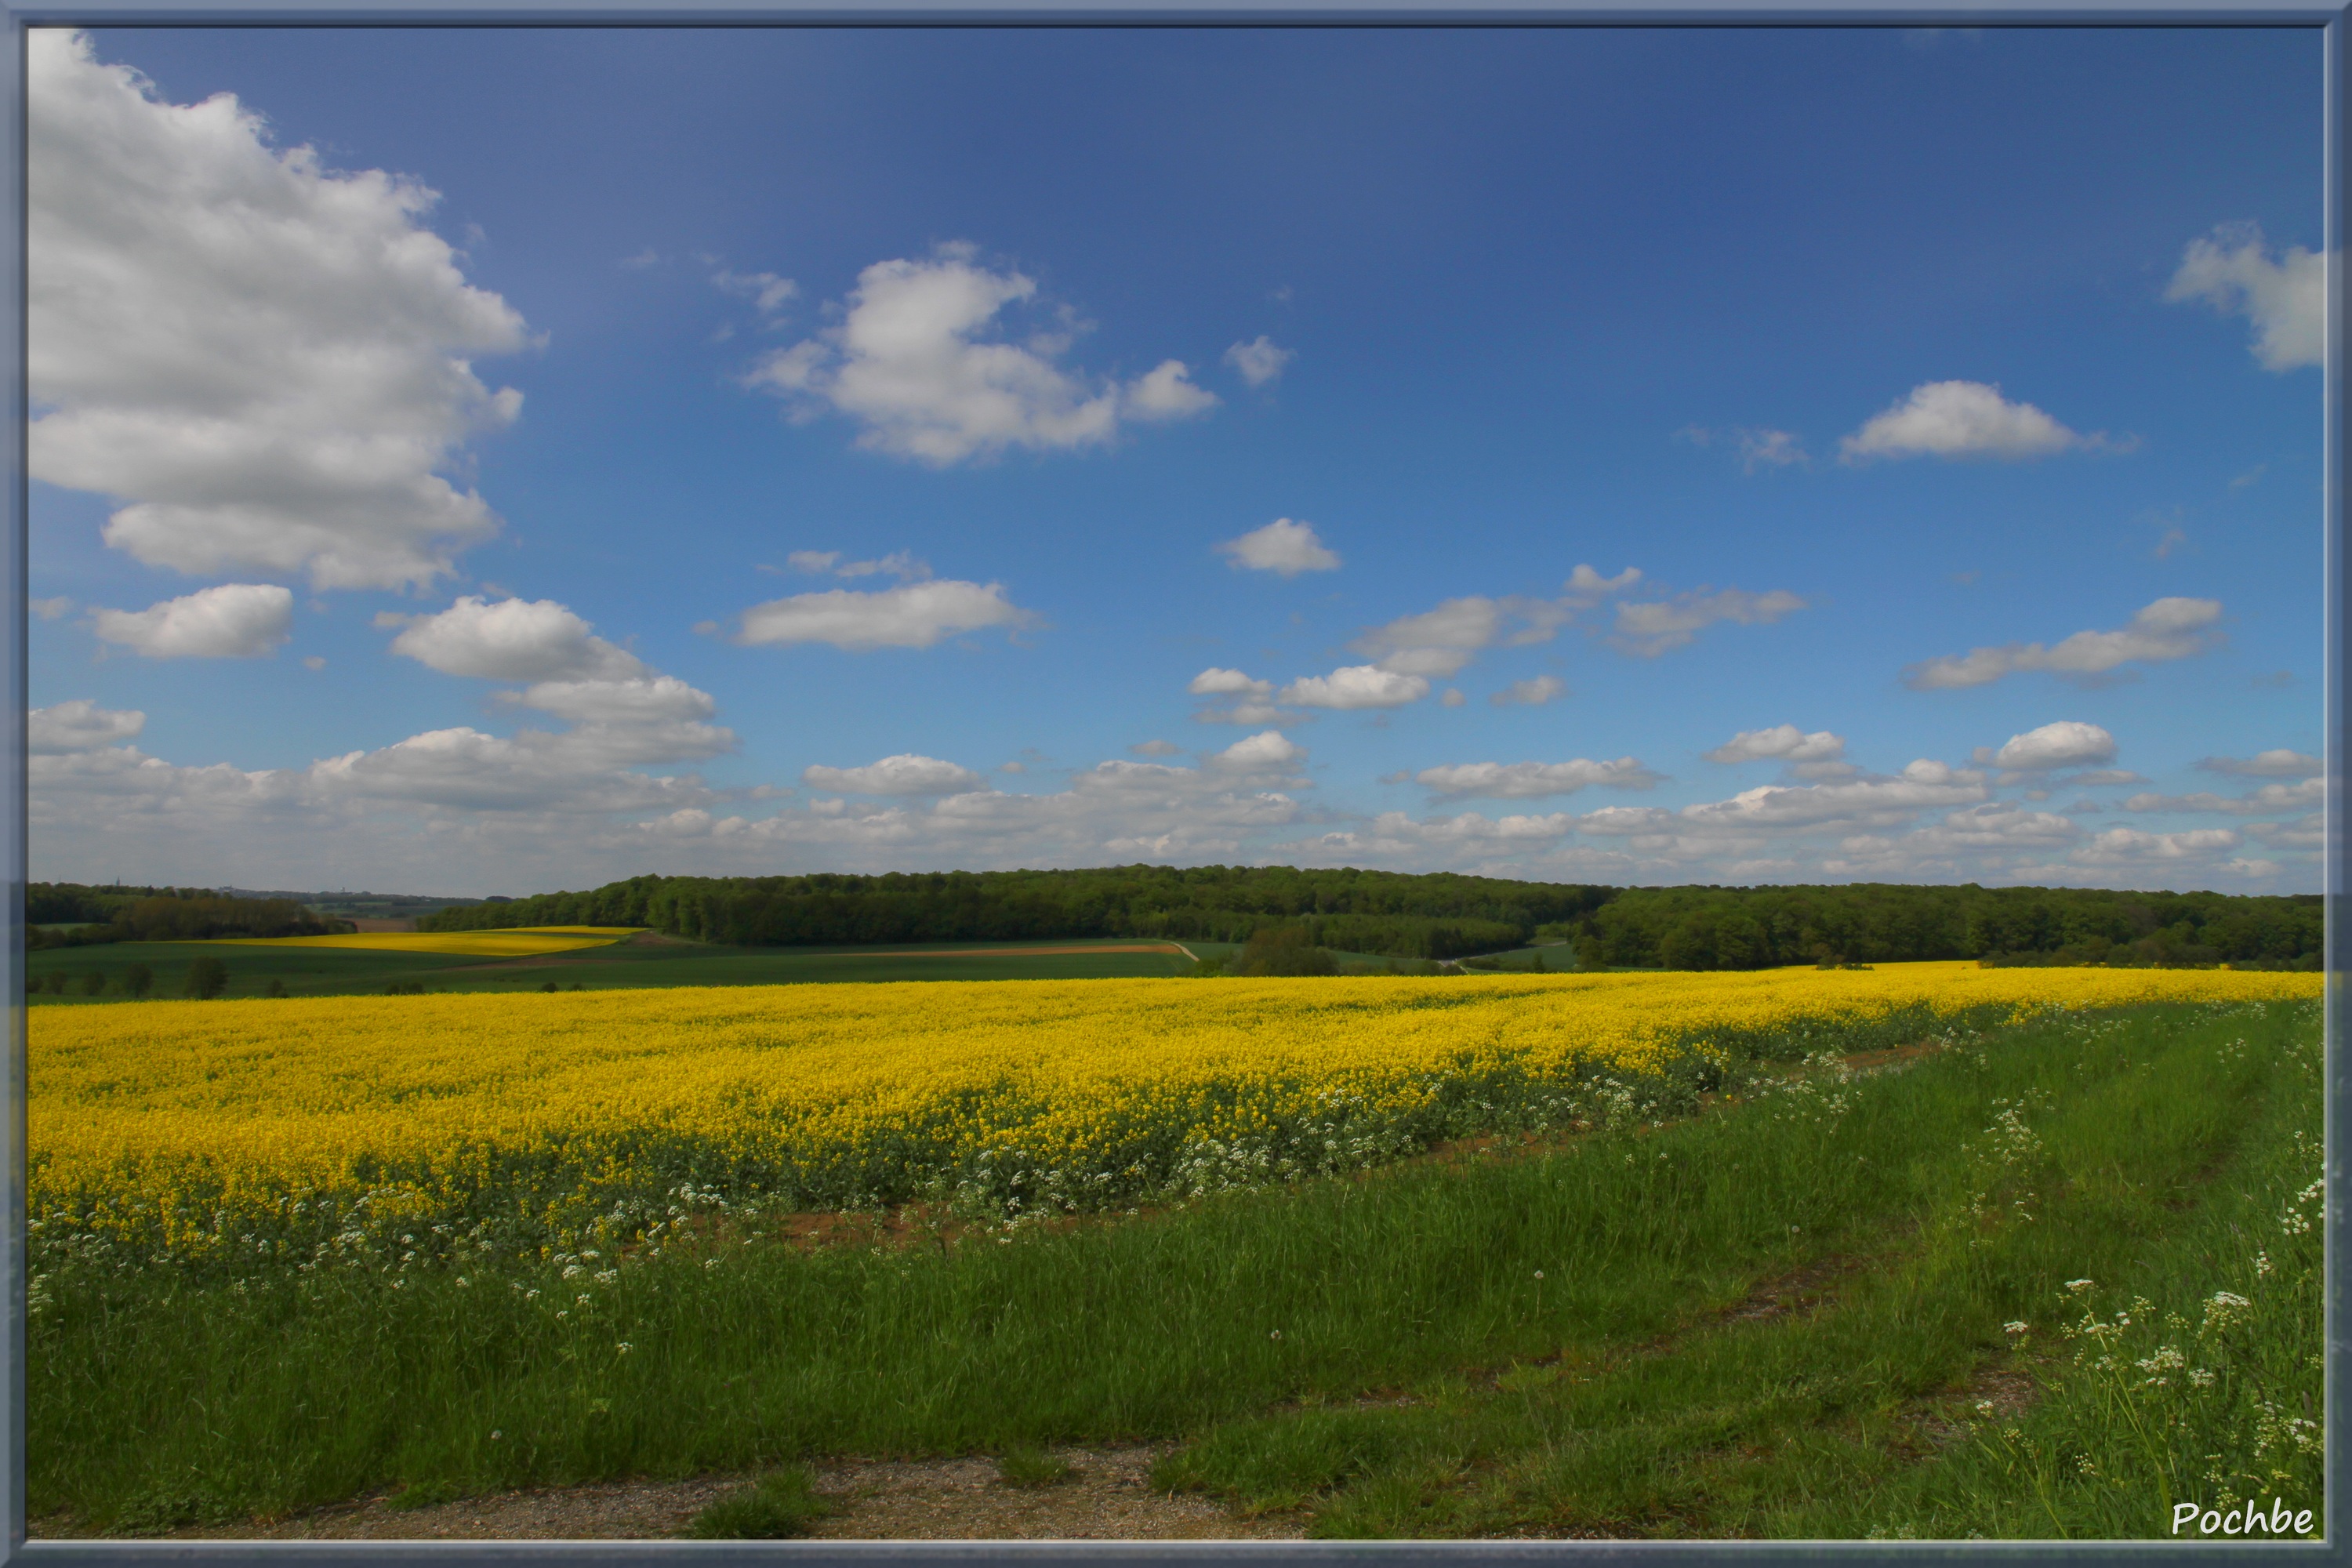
0;6;2342;1562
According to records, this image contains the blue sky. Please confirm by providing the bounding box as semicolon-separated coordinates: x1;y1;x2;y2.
26;25;2325;895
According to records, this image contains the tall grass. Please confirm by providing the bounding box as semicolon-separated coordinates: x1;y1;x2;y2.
32;1000;2318;1539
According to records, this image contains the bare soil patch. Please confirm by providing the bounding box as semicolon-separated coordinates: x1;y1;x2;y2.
109;1446;1296;1542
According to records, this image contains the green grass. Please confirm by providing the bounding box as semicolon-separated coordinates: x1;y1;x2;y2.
21;935;1203;1001
683;1466;831;1537
31;1000;2320;1540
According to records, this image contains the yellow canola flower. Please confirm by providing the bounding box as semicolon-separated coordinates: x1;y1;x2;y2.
30;962;2318;1259
201;926;640;956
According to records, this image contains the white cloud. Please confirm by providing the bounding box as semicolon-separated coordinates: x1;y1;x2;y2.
2166;223;2324;372
713;267;797;317
1563;565;1642;605
1440;688;1467;708
733;579;1036;651
2122;778;2325;816
1838;381;2108;463
2198;748;2320;779
1129;739;1181;757
501;675;712;727
1736;428;1807;471
1346;569;1640;681
801;754;988;797
1414;757;1661;800
1904;598;2223;690
1352;597;1508;678
743;245;1208;463
782;549;929;582
1216;518;1340;577
1704;724;1846;765
30;31;529;590
1124;359;1219;420
386;595;644;681
31;597;72;620
2075;826;2241;864
1213;730;1307;771
1490;675;1568;707
90;582;292;659
1610;587;1806;656
1225;336;1294;388
1278;664;1430;710
1189;667;1273;697
2063;770;2147;788
1972;720;2116;772
29;698;143;753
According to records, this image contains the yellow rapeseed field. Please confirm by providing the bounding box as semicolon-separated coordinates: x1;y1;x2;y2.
202;926;641;956
30;962;2318;1264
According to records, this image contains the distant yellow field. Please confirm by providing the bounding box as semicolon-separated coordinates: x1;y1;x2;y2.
203;925;640;956
29;961;2318;1262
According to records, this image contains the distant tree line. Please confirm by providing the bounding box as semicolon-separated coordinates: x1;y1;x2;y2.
416;867;2318;971
417;866;1613;961
27;883;349;948
1566;884;2321;971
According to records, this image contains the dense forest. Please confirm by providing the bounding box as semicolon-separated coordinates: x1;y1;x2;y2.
418;866;1612;961
418;868;2322;971
1566;883;2321;971
27;884;348;948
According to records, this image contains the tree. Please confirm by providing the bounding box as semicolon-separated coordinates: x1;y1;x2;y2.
124;964;152;998
183;959;227;1000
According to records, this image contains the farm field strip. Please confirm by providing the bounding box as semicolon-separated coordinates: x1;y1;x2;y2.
31;963;2319;1271
204;927;642;956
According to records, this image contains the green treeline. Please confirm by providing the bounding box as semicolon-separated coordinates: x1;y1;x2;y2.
1568;883;2322;971
422;868;2321;972
27;884;348;949
417;866;1609;961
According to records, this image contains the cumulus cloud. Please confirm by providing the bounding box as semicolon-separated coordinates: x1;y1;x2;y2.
1838;381;2111;463
1904;598;2223;690
1279;664;1430;710
1610;587;1806;656
90;582;292;659
742;245;1210;463
2198;749;2321;779
1213;730;1307;772
386;594;644;681
2166;223;2324;372
1685;425;1808;471
1124;360;1219;420
1348;569;1639;682
2075;826;2241;863
1973;720;2116;772
801;754;988;797
1129;739;1182;757
2122;778;2325;816
30;698;143;753
1216;518;1340;576
1225;336;1294;388
1189;667;1272;698
1704;724;1846;765
1579;761;1988;850
1413;757;1661;800
30;31;529;590
732;579;1036;651
1185;667;1291;726
1490;675;1568;707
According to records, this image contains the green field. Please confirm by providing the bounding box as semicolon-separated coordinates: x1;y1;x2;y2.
23;935;1208;1001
